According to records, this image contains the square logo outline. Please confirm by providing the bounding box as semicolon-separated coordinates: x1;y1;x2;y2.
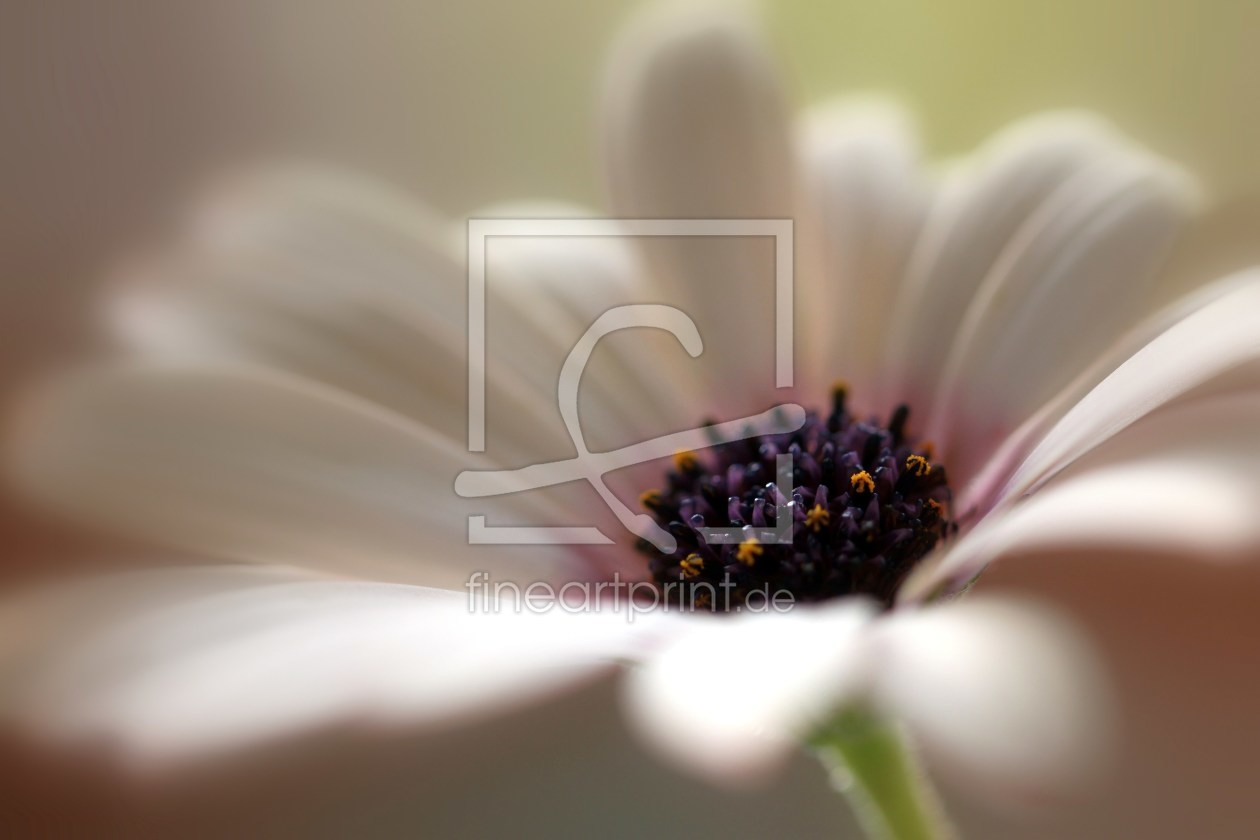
464;218;795;546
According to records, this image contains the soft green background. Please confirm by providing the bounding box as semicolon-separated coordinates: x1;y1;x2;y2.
324;0;1260;211
778;0;1255;193
4;0;1258;241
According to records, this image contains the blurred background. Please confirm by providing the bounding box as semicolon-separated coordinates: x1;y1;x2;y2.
2;0;1259;836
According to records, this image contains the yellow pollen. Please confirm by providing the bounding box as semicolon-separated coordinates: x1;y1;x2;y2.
906;455;932;477
639;489;662;509
679;553;704;578
694;591;712;610
805;503;831;532
850;470;875;494
672;450;698;473
736;538;763;566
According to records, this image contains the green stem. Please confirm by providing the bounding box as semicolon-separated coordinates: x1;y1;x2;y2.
813;713;955;840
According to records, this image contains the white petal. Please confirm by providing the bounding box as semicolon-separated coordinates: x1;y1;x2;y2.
882;113;1119;416
796;98;930;405
872;598;1110;803
907;391;1260;601
1001;270;1260;501
5;574;668;766
601;3;795;417
960;270;1260;515
9;364;606;588
623;599;879;786
928;144;1195;480
110;166;577;465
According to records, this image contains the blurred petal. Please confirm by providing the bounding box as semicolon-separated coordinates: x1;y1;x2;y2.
872;598;1110;804
907;392;1260;601
110;166;576;465
929;144;1195;480
796;97;930;406
882;113;1118;416
8;364;596;588
966;547;1260;838
625;593;1104;804
473;202;643;325
467;202;698;444
602;2;795;417
3;574;668;767
0;565;311;686
623;599;879;786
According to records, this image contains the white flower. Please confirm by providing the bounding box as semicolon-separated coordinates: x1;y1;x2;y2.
5;2;1260;823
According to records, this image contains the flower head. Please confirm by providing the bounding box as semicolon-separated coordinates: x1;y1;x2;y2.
5;2;1260;830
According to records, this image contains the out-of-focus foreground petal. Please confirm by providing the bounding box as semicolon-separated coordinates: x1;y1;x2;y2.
623;598;879;787
624;596;1107;806
871;598;1110;804
0;570;671;768
959;546;1260;838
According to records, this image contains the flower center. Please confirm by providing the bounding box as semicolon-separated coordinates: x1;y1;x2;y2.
636;384;952;611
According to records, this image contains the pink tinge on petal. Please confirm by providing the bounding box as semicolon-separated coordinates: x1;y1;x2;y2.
1000;271;1260;503
928;145;1193;487
960;270;1260;518
906;391;1260;602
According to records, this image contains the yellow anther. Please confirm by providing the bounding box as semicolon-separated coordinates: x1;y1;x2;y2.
673;450;699;473
805;503;831;532
639;489;663;509
736;538;763;567
850;470;875;494
906;455;931;477
680;553;704;579
694;591;712;610
919;441;936;461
